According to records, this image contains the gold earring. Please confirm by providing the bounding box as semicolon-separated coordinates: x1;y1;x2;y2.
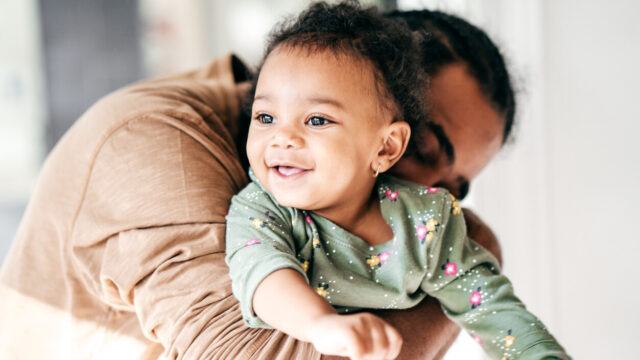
373;163;381;178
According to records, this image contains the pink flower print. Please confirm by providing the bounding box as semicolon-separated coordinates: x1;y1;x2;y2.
471;333;483;344
469;287;482;308
417;218;439;244
427;187;439;194
367;252;390;268
384;189;399;201
378;251;390;264
442;259;457;276
416;224;428;243
244;238;260;247
305;215;312;224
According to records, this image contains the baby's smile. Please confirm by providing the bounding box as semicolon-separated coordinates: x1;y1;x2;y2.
274;165;308;177
268;160;312;181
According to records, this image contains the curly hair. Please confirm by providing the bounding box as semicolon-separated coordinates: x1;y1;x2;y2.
250;1;428;157
386;9;516;144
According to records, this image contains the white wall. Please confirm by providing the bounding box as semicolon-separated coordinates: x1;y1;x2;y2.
0;0;45;264
542;0;640;356
138;0;387;76
0;0;45;201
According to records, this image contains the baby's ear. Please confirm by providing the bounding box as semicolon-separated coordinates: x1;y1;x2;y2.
376;121;411;173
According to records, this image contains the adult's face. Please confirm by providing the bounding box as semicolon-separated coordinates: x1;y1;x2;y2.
389;63;505;199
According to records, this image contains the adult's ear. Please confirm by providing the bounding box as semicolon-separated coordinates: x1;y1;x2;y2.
372;121;411;174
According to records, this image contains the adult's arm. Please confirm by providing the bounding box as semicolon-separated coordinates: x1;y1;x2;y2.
321;207;502;360
463;208;502;266
70;116;321;359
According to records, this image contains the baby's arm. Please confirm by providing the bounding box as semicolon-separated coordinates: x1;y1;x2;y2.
253;268;402;359
226;184;401;359
422;193;570;359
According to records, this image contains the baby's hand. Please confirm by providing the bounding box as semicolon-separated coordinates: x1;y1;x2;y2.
306;312;402;359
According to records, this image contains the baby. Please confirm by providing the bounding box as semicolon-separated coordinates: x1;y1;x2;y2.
226;2;570;359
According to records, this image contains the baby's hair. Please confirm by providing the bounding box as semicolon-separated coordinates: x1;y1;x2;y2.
251;0;428;157
386;10;516;144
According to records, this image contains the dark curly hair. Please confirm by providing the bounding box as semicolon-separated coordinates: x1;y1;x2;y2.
386;9;516;144
249;1;428;157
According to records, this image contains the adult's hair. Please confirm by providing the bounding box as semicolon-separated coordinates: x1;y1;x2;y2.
386;10;516;143
252;0;428;157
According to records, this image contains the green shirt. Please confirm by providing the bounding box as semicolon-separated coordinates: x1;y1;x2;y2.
225;172;569;359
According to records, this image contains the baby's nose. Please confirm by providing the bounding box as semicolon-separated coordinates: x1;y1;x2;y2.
272;127;304;149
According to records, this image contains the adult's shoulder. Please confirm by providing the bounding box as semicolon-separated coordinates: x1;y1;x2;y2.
47;54;250;203
75;54;247;146
34;55;252;241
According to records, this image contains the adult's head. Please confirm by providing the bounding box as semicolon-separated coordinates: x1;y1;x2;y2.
386;9;516;199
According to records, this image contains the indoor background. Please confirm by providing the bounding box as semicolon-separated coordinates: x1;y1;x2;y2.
1;0;638;359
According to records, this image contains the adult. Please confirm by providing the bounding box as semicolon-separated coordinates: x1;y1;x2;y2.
0;6;513;360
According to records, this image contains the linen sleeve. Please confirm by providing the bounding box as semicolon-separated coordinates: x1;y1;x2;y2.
69;118;318;359
225;184;309;328
421;193;570;360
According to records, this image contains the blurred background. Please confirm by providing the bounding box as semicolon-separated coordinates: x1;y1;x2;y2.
1;0;638;358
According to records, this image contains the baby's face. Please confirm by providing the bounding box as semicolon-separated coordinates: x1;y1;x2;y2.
247;46;393;214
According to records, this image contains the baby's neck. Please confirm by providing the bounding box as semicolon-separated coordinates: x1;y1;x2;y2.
317;193;393;246
351;200;394;245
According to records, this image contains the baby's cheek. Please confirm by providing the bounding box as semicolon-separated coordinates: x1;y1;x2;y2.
246;140;264;169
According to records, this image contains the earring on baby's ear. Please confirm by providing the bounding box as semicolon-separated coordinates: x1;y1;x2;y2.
373;162;381;178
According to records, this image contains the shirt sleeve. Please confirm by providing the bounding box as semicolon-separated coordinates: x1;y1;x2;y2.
225;183;309;328
69;117;318;359
421;192;571;360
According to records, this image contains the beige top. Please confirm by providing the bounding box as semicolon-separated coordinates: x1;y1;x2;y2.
0;54;319;360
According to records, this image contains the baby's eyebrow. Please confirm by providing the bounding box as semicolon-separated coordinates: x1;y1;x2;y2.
253;94;344;110
306;96;345;110
253;94;271;102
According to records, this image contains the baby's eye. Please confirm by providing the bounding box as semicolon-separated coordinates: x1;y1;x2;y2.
256;114;275;124
307;116;331;127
